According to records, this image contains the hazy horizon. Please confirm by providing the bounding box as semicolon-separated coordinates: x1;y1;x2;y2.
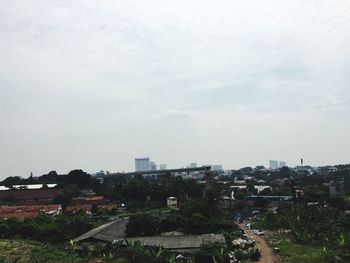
1;0;350;179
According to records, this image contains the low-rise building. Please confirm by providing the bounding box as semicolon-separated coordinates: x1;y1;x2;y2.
167;196;178;209
0;188;62;204
318;166;338;176
327;180;345;198
72;195;104;205
74;219;226;254
0;204;62;219
254;186;271;194
65;204;118;214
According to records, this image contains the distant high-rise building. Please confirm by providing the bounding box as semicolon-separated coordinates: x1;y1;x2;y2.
269;160;279;169
211;165;223;171
149;161;157;171
159;164;167;170
190;163;197;168
328;180;345;198
135;158;150;172
279;161;286;167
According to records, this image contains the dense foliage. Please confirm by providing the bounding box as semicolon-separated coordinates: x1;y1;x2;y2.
252;205;350;255
0;239;85;263
126;211;237;237
0;214;94;243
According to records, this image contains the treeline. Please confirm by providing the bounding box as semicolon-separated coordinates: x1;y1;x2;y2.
126;199;238;237
96;176;206;205
1;170;95;189
1;169;215;211
127;212;237;237
0;213;93;243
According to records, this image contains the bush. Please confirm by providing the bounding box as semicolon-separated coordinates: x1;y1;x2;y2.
234;249;250;261
159;215;184;232
126;214;160;237
185;213;211;234
0;224;9;238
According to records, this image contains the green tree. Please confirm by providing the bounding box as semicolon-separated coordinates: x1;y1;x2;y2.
65;169;91;189
126;214;160;237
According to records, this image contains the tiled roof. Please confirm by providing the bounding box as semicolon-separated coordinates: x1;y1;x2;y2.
0;204;61;219
0;211;39;219
65;204;117;213
72;196;104;201
99;204;117;210
65;204;91;213
71;196;105;204
0;189;62;201
0;204;61;213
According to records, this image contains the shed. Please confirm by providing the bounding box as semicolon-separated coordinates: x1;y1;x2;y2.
74;219;128;242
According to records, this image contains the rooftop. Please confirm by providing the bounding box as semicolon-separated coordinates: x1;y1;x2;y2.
0;188;62;202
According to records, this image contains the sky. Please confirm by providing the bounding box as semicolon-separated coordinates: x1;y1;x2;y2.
0;0;350;178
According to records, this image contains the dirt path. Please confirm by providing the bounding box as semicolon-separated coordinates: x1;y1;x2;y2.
238;224;279;263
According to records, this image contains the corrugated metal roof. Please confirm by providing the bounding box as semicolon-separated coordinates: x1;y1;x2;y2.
74;219;226;253
115;234;226;253
74;219;225;252
74;219;128;242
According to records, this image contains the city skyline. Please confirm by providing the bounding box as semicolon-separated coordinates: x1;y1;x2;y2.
1;0;350;178
0;157;345;179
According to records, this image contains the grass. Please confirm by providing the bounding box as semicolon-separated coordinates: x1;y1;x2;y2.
0;239;85;263
276;240;344;263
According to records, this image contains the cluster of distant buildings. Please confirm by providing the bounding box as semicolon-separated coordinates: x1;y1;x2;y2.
135;157;166;172
135;157;223;173
269;160;286;169
0;184;120;219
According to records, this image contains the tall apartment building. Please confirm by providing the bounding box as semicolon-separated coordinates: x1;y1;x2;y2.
269;160;287;169
135;158;150;172
189;163;197;168
159;164;167;170
211;164;223;171
269;160;279;169
149;161;157;171
279;161;286;167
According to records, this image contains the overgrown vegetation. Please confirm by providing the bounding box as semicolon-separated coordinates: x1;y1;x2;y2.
0;239;84;263
252;205;350;261
125;208;238;237
276;240;342;263
0;213;94;244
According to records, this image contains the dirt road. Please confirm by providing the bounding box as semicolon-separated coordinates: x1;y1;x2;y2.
239;224;279;263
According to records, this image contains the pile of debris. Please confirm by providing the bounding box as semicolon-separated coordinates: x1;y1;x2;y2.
232;238;255;249
229;230;260;262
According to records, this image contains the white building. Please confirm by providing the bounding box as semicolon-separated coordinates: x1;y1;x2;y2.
270;160;287;169
149;161;157;171
189;163;197;168
269;160;279;169
0;184;57;191
159;164;167;170
279;161;286;167
135;158;150;172
328;180;345;197
211;165;223;171
254;185;271;194
167;196;178;209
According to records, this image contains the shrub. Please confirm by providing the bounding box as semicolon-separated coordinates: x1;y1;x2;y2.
126;214;160;237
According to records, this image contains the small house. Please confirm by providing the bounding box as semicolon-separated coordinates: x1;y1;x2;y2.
167;196;178;209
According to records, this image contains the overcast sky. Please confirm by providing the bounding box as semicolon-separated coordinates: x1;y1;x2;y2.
0;0;350;178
